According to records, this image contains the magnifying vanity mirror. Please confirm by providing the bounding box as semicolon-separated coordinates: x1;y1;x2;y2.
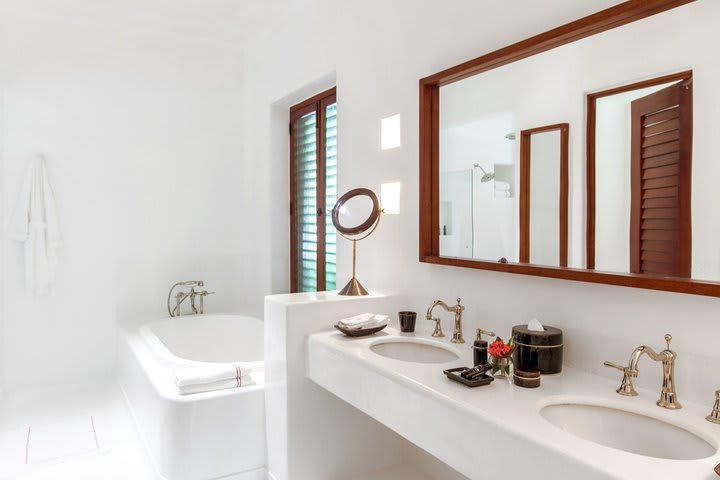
332;188;382;296
420;0;720;297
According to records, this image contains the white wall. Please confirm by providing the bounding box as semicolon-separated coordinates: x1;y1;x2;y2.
240;0;338;302
245;0;720;406
0;8;252;391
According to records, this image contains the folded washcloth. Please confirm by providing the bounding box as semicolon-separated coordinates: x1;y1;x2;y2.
337;313;389;330
177;375;256;395
337;313;374;328
174;364;251;388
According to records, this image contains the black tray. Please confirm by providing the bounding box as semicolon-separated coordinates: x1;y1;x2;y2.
334;323;388;337
443;367;495;387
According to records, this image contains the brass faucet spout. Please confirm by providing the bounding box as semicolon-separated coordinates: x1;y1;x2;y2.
426;298;465;343
604;334;680;409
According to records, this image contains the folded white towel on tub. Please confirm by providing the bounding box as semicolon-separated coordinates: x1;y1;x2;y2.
177;375;256;395
337;313;389;330
174;364;252;388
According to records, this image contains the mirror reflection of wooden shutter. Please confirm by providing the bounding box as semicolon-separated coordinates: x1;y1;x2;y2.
630;79;692;278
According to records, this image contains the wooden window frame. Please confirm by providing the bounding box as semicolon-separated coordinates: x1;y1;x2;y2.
519;123;569;267
417;0;720;298
290;87;337;293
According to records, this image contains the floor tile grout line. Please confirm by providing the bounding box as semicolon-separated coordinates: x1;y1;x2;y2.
25;426;31;465
90;415;100;449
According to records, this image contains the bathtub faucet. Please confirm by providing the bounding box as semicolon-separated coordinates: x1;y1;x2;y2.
167;281;214;317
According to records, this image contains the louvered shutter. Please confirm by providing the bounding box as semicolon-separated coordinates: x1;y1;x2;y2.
630;79;692;277
324;102;337;290
293;110;319;292
290;89;337;292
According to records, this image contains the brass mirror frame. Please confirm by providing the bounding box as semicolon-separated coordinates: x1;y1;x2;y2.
417;0;720;298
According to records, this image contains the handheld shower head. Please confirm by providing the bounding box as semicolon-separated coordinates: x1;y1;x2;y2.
473;164;495;183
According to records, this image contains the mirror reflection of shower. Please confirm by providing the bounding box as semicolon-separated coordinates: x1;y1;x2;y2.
473;164;495;183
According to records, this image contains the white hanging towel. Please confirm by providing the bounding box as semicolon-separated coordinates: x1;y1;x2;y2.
8;155;61;296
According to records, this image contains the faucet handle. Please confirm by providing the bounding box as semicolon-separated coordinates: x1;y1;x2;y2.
603;361;637;376
604;361;639;396
603;361;626;372
428;316;445;338
664;333;672;350
707;390;720;424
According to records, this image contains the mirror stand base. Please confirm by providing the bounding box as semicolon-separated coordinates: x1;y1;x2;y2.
338;277;369;296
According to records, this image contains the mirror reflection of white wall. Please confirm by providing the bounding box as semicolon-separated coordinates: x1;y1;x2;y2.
439;171;473;258
529;130;561;266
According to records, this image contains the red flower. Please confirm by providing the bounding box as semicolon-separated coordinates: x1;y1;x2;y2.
488;337;514;358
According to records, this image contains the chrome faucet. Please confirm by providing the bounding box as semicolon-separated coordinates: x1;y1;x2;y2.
604;334;681;410
425;298;465;343
167;281;214;317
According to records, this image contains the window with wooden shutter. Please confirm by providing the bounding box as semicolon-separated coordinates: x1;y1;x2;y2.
630;78;692;278
290;88;337;292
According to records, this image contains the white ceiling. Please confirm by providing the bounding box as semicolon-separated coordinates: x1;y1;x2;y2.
0;0;302;47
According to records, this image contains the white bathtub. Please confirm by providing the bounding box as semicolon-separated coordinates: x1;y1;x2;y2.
118;314;266;480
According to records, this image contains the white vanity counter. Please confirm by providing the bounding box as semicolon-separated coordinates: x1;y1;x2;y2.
307;328;720;480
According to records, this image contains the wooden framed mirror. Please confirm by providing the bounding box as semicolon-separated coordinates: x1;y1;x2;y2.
419;0;720;297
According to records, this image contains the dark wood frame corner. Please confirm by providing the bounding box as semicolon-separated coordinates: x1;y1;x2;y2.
519;123;569;267
417;0;720;298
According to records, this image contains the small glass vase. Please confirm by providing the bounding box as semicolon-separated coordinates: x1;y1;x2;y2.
490;355;514;382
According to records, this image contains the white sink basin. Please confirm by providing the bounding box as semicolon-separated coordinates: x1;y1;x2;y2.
370;338;460;364
541;403;716;460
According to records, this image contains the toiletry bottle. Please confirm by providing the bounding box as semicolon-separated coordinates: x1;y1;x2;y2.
473;329;496;366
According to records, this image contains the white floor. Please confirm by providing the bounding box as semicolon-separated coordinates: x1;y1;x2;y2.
0;381;158;480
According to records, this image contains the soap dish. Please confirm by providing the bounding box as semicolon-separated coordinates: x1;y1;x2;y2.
334;323;388;337
443;367;495;388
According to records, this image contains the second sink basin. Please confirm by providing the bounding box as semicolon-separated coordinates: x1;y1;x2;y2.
370;338;460;364
541;402;716;460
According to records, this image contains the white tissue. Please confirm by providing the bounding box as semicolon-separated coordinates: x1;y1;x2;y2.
527;318;544;332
